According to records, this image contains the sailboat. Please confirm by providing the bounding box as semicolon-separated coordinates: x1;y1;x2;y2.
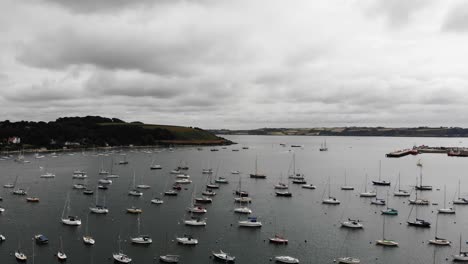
113;235;132;263
319;138;328;151
40;165;55;178
393;173;410;196
136;173;151;189
234;175;253;211
118;155;129;165
130;215;152;244
407;203;431;228
453;180;468;204
274;172;289;189
184;190;207;226
439;185;455;214
83;214;96;245
238;216;262;227
72;170;87;179
12;174;27;195
381;192;398;215
341;170;354;190
3;174;17;188
176;234;198;245
376;215;398;246
341;218;363;229
409;177;429;205
128;172;143;197
453;234;468;261
359;174;376;197
250;155;266;179
288;152;304;179
15;239;27;261
428;214;451;246
336;257;360;264
89;187;109;214
212;250;235;262
415;162;432;190
150;157;162;170
159;233;180;263
274;256;299;263
322;177;340;204
57;236;67;261
205;167;220;189
269;220;289;244
61;193;81;226
372;160;390;186
107;157;119;178
98;158;109;176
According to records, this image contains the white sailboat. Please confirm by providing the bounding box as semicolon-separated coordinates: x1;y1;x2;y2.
57;236;67;261
83;214;96;245
128;172;143;197
175;234;198;245
375;214;398;246
212;250;235;262
453;180;468;204
323;176;340;204
319;138;328;151
409;177;429;205
453;234;468;261
61;193;81;226
415;162;432;190
288;152;304;179
428;214;451;246
15;239;27;261
393;173;410;196
234;175;252;214
89;188;109;214
438;185;455;214
130;215;152;244
359;174;376;197
159;233;180;263
341;218;363;229
113;236;132;263
341;170;354;190
336;257;360;264
184;190;207;226
274;255;299;263
238;216;262;227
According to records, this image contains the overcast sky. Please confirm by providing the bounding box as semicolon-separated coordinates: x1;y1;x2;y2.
2;0;468;129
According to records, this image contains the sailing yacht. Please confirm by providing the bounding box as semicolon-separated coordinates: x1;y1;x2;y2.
274;256;300;263
72;170;87;179
118;155;129;165
159;255;180;263
57;237;67;261
453;234;468;261
393;173;410;196
288;152;305;179
409;177;430;205
238;216;262;227
130;216;152;244
428;214;451;246
61;194;81;226
176;234;198;245
336;257;361;264
439;185;455;214
376;215;398;246
341;219;363;229
319;138;328;151
83;214;96;245
341;170;354;190
407;204;431;228
89;188;109;214
184;191;207;226
323;177;340;204
381;192;398;215
234;175;253;214
113;236;132;263
212;250;235;262
128;173;143;197
359;175;376;197
415;163;432;190
372;161;390;186
453;180;468;204
250;156;267;179
15;251;27;261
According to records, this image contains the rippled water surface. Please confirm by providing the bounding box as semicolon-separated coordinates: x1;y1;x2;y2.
1;135;468;263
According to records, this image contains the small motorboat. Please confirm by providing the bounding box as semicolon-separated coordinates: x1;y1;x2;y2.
113;252;132;263
83;235;95;245
184;217;207;226
34;234;49;244
212;250;235;262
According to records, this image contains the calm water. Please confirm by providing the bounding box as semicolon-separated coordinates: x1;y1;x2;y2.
1;135;468;263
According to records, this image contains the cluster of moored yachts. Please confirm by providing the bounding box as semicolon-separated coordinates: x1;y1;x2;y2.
0;149;307;263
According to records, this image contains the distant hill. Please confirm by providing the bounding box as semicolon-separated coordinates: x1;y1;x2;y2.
0;116;232;151
210;126;468;137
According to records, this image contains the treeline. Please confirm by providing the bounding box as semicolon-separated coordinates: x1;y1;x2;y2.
0;116;227;150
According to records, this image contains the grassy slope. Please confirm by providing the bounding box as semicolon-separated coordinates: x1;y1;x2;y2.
98;122;226;143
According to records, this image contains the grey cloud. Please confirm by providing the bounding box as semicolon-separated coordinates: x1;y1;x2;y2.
442;2;468;31
365;0;432;28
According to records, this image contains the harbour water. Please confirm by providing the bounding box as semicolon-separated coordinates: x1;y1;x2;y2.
1;135;468;263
